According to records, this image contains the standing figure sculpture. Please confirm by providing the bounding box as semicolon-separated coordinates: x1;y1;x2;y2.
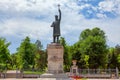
51;5;61;43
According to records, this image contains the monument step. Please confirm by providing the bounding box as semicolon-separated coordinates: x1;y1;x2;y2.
40;73;68;78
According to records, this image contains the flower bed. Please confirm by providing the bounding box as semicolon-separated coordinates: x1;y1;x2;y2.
69;75;87;80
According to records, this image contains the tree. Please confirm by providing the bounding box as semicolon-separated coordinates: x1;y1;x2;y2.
35;40;43;51
10;53;18;69
117;54;120;69
114;45;120;69
71;41;90;68
72;27;108;68
108;48;117;68
16;36;36;70
0;37;11;70
34;40;47;71
115;45;120;54
60;37;72;72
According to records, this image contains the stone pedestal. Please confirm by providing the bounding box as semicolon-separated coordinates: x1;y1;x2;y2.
47;43;64;74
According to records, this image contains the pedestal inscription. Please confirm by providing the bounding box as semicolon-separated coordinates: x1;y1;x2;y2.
47;43;64;74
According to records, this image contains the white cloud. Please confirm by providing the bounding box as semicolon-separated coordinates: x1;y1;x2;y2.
99;0;114;12
0;0;69;13
0;0;120;53
98;0;120;14
96;13;107;18
101;17;120;45
0;18;51;40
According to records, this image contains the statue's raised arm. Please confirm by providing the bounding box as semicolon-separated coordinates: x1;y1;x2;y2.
58;4;61;21
58;8;61;21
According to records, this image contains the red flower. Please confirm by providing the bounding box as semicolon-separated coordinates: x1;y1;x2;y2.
70;75;82;79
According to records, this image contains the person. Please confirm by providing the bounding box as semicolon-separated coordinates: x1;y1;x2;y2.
51;6;61;43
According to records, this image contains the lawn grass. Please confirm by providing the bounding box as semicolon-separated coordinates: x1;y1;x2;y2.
23;70;44;74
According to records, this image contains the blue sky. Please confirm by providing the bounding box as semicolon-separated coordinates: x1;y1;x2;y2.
0;0;120;53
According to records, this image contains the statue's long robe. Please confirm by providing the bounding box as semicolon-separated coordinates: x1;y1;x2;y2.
51;20;61;36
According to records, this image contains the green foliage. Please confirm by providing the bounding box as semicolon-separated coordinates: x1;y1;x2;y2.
72;27;108;68
0;37;11;70
60;37;72;72
83;55;89;68
117;54;120;63
16;36;36;70
108;45;120;69
34;50;47;71
0;37;11;63
9;38;47;72
10;53;18;69
34;40;47;71
0;63;6;72
108;48;116;68
23;70;44;74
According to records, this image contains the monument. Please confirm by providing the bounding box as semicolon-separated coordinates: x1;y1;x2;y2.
71;60;78;75
51;4;61;43
47;4;64;74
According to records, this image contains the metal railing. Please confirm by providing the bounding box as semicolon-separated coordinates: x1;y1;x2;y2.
70;68;119;79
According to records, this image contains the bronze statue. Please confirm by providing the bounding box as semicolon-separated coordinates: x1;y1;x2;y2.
51;4;61;43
